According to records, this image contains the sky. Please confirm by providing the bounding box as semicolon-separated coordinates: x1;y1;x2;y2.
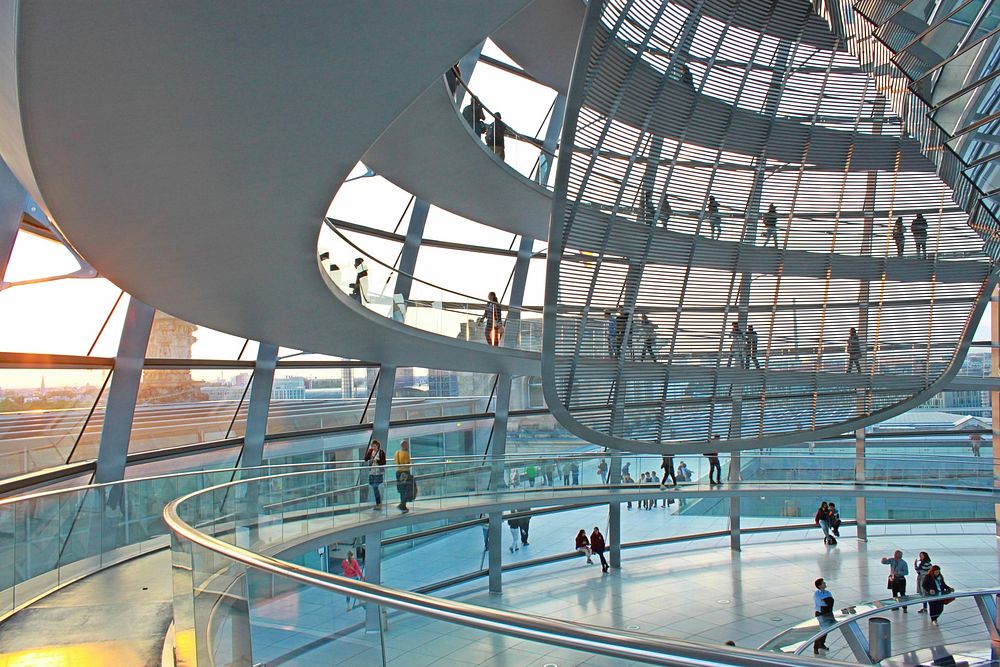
0;39;994;389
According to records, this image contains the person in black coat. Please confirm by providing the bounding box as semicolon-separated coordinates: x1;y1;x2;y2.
921;565;954;623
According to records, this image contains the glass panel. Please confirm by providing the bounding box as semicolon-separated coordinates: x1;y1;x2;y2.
388;418;494;459
390;369;495;421
0;368;110;475
127;369;251;454
145;310;253;360
0;278;125;356
2;229;81;282
262;432;372;467
266;366;378;435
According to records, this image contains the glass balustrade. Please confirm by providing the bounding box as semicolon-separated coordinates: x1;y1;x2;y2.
166;452;998;665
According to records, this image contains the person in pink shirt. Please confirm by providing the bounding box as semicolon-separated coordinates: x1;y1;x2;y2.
342;550;364;611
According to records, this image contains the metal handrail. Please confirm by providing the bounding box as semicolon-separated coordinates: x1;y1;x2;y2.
761;588;1000;658
164;462;1000;666
164;486;844;667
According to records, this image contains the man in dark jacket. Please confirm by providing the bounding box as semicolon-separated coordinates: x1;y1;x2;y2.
486;112;507;160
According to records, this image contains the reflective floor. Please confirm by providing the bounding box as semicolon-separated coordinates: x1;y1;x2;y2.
1;511;996;666
0;550;172;667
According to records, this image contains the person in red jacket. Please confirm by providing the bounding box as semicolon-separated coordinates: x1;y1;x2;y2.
575;529;593;564
341;550;364;611
590;526;609;572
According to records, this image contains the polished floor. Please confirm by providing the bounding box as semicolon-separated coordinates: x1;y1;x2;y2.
1;509;996;666
253;506;1000;666
0;550;173;667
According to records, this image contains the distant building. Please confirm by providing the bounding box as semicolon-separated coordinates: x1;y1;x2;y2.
138;312;208;404
271;377;306;400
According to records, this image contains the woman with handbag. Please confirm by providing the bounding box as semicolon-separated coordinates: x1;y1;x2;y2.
922;565;954;624
363;439;386;509
394;439;412;513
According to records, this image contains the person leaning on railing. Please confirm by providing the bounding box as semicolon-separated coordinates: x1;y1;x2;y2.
921;565;954;624
477;292;504;346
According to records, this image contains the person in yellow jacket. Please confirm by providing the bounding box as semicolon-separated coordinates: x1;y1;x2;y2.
395;440;413;513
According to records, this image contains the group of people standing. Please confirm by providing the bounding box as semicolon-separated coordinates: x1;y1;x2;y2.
363;438;416;513
726;322;761;369
891;213;930;258
604;309;659;360
812;549;956;654
881;549;954;623
461;98;510;161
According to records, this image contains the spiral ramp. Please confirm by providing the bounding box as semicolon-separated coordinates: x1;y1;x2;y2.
0;1;538;375
540;0;998;453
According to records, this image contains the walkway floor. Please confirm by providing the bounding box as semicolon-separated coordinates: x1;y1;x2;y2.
254;502;1000;666
0;550;172;667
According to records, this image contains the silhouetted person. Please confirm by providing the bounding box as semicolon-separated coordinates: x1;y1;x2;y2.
911;212;928;258
615;307;630;358
486;112;507;160
477;292;503;346
708;196;722;240
659;195;672;228
605;310;616;356
746;324;760;369
680;64;694;89
640;313;657;361
726;322;745;368
705;435;722;484
892;216;905;256
462;99;485;138
846;327;862;372
762;204;779;248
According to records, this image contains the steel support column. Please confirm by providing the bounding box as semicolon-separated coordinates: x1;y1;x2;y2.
364;530;383;632
0;161;25;281
537;94;567;186
391;198;430;317
371;365;396;449
239;343;279;468
492;235;535;472
609;455;622;568
729;451;741;551
992;286;1000;538
94;298;155;483
855;427;868;541
488;511;503;593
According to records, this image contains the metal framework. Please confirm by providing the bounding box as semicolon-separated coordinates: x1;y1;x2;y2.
543;0;997;452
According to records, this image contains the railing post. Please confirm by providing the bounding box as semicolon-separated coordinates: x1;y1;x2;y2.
992;285;1000;539
488;512;503;593
840;619;875;664
364;530;382;633
974;593;1000;641
855;427;867;541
